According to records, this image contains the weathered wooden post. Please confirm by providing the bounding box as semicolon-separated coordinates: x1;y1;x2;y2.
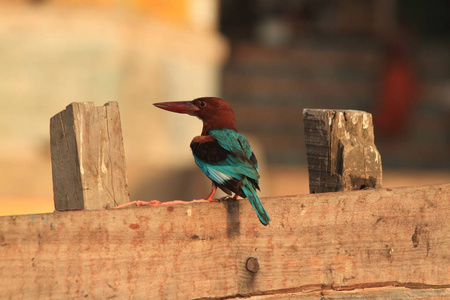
50;102;130;210
303;109;382;193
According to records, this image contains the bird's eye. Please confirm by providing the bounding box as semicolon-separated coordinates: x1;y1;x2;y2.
198;101;206;108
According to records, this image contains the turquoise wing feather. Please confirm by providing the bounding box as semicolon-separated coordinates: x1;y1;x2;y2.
192;129;270;225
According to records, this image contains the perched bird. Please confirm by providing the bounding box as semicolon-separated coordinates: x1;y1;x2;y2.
154;97;270;226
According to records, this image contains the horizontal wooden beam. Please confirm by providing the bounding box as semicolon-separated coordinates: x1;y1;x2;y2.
1;184;449;299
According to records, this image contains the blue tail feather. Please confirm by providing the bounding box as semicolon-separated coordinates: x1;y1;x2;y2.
242;180;270;226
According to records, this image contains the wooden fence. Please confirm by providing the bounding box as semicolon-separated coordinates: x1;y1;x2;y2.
1;102;449;299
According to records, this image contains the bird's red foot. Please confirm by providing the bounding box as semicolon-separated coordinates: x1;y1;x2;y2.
205;198;219;202
114;200;162;209
205;185;219;202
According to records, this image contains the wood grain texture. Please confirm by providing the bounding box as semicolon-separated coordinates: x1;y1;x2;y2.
1;184;449;299
303;109;382;193
50;102;130;210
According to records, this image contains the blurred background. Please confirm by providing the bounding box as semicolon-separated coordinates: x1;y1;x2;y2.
1;0;449;216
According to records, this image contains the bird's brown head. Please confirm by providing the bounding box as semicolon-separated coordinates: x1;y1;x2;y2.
154;97;236;135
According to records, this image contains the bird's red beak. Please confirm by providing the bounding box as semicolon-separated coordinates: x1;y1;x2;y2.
153;101;199;116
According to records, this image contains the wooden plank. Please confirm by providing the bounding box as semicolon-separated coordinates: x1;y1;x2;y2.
303;109;382;193
50;102;130;211
1;183;449;299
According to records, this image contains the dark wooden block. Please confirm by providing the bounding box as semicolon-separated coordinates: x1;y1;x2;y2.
303;109;382;193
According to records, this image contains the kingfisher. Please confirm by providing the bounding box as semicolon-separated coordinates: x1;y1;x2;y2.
154;97;270;226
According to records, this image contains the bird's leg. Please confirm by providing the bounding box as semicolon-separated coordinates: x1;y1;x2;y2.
233;194;239;200
205;185;219;202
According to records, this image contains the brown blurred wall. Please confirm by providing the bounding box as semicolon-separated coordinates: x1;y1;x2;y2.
0;0;228;215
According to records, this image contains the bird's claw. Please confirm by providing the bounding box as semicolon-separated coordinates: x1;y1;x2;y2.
217;196;236;202
204;198;219;203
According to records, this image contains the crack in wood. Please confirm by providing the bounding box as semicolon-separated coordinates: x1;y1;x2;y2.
104;104;117;207
195;281;450;299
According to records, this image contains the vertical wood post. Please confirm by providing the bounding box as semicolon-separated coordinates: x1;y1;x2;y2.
50;102;130;210
303;109;382;193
